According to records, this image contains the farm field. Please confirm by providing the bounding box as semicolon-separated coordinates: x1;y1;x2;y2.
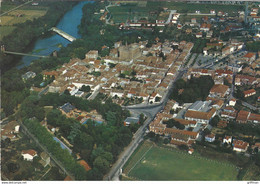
0;9;47;26
0;4;48;40
123;141;238;181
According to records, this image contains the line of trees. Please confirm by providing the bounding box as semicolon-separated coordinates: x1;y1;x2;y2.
18;92;133;180
24;118;88;180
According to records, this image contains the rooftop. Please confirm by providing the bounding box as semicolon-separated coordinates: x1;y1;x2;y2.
60;103;75;113
188;101;211;112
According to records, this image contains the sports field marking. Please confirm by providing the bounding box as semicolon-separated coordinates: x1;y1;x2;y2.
127;145;153;175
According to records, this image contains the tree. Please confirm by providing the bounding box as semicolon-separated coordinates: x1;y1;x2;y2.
147;131;155;139
139;113;145;125
209;115;220;127
74;132;94;153
68;122;81;144
47;109;63;127
64;89;71;96
80;85;91;92
163;138;170;144
155;96;161;102
93;156;109;174
129;123;139;133
106;111;117;126
178;144;189;151
7;162;19;173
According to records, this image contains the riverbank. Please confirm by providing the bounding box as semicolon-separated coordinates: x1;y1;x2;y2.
0;1;77;73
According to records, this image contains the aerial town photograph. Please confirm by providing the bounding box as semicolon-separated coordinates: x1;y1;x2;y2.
0;0;260;183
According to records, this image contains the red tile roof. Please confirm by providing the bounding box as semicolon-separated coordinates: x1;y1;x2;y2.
243;52;255;58
78;160;91;172
233;139;249;151
243;89;256;97
22;149;37;157
210;84;229;96
185;108;216;121
64;176;73;181
236;110;250;123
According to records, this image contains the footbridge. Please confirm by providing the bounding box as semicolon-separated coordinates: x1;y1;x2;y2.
50;27;76;42
2;50;49;58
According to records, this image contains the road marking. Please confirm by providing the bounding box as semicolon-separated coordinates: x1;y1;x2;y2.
127;145;153;175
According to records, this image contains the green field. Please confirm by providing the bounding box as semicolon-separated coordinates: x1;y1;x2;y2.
123;141;238;181
108;2;160;24
109;2;244;24
147;2;244;15
0;4;48;40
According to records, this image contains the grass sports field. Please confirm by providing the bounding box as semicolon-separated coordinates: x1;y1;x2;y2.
123;141;238;181
108;2;243;24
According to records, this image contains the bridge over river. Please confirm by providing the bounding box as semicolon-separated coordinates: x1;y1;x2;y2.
2;50;49;58
50;27;76;42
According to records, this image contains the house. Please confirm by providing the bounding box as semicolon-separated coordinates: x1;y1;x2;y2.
209;84;229;98
236;110;251;123
212;99;224;110
223;136;232;144
43;71;59;80
188;148;194;154
124;117;139;126
252;143;260;152
1;121;20;141
191;18;196;23
85;50;99;60
200;23;211;32
229;99;236;106
243;89;256;98
39;152;50;168
22;71;36;82
196;32;203;38
59;103;75;114
78;160;91;172
205;133;215;142
243;52;256;63
227;64;242;72
217;120;228;128
21;149;38;161
233;139;249;152
210;9;216;14
149;92;162;103
248;113;260;123
235;75;257;86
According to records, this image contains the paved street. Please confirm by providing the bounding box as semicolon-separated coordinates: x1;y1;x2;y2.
104;69;186;181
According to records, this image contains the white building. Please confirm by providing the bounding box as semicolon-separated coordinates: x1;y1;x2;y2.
223;136;232;144
21;149;38;161
229;99;236;106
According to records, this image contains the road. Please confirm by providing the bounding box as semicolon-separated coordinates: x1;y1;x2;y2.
104;69;186;180
0;0;33;17
165;10;177;24
242;101;258;111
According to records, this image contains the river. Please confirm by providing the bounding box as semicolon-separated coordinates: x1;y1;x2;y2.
17;1;90;69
